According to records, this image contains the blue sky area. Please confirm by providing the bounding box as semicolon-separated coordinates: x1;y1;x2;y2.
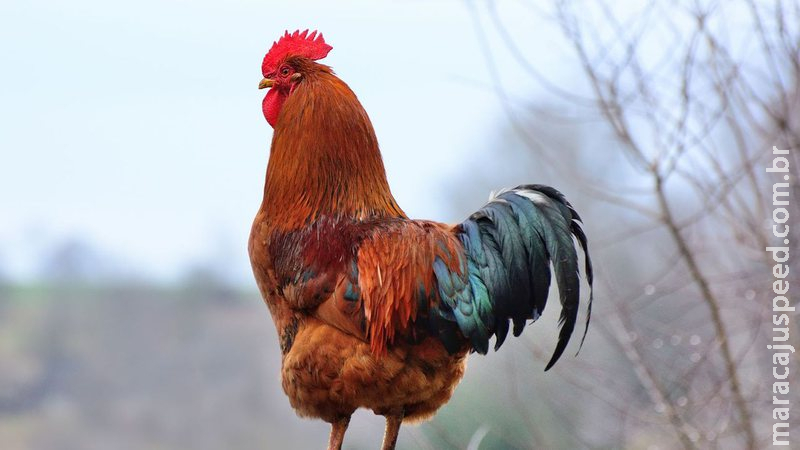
1;0;582;283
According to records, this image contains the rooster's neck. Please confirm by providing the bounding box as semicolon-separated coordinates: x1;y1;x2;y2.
261;69;405;230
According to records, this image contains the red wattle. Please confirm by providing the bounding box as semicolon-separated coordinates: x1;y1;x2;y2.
263;89;287;127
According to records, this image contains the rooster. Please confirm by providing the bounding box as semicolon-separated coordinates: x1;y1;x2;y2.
249;30;593;450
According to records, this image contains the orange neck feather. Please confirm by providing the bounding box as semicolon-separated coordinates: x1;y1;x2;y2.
261;64;405;230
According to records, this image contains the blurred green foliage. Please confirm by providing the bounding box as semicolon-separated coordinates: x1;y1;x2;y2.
0;282;575;450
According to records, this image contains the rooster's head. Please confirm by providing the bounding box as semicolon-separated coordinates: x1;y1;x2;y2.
259;29;333;127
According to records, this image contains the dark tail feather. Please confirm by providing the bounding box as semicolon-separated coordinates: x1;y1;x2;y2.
570;218;594;353
434;184;593;370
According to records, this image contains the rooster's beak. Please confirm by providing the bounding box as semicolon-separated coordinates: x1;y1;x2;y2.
258;78;274;89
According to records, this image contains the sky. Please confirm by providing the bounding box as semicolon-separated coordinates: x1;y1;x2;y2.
0;0;580;284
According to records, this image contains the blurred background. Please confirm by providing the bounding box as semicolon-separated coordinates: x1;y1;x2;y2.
1;0;798;448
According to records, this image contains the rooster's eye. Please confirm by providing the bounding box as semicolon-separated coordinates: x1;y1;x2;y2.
280;66;291;76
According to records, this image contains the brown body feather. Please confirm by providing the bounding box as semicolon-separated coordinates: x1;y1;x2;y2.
249;61;469;426
281;318;466;423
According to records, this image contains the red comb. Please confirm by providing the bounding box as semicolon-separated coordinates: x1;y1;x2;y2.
262;29;333;76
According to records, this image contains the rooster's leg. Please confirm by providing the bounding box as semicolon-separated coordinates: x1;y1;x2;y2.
327;416;351;450
380;409;405;450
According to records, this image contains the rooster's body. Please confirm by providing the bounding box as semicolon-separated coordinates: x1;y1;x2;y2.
249;30;593;450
